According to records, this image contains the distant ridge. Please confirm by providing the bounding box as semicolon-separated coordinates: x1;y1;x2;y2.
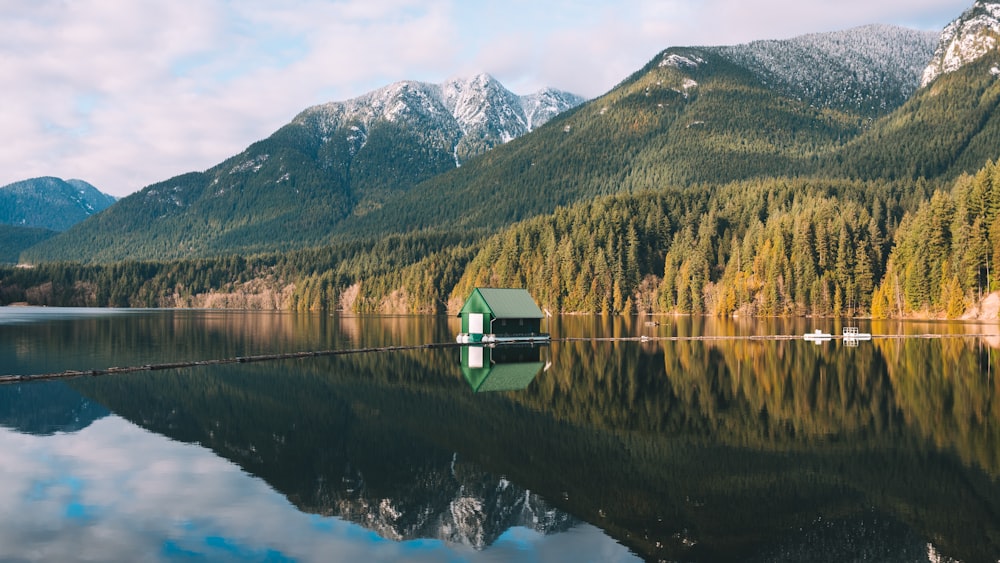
0;176;116;232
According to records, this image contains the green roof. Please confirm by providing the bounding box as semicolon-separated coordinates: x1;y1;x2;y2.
460;288;543;319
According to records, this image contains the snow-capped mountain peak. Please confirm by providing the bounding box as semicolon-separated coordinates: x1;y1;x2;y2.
296;74;586;166
922;0;1000;87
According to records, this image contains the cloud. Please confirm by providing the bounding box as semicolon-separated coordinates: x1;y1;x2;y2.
0;0;973;197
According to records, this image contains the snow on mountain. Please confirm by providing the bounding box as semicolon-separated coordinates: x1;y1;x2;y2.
296;74;586;166
921;0;1000;87
705;24;938;114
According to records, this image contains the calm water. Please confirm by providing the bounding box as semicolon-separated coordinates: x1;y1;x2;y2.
1;308;998;562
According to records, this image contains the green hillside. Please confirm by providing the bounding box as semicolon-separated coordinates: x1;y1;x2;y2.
830;50;1000;180
0;225;56;264
22;111;457;263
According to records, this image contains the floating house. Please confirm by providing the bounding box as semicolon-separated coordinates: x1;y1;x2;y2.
456;288;548;343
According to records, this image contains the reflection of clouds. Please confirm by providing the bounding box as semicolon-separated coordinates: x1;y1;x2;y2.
0;417;639;562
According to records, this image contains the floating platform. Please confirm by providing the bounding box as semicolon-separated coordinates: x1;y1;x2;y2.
803;329;833;343
803;327;873;345
842;327;872;341
456;333;551;344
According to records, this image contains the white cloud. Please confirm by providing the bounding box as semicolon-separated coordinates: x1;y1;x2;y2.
0;0;974;197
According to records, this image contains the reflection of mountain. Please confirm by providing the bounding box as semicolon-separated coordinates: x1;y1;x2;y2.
334;459;573;548
66;315;1000;563
0;381;109;435
68;355;575;551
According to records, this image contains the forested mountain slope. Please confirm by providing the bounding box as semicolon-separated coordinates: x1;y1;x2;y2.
0;225;56;264
832;49;1000;180
22;76;583;263
332;25;940;240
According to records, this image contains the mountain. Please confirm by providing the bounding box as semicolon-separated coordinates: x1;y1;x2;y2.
324;24;941;241
922;0;1000;87
23;25;937;264
0;176;116;231
300;73;585;167
834;3;1000;179
22;75;584;263
5;4;1000;318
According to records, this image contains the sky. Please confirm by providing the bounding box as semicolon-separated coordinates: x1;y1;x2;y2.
0;0;976;197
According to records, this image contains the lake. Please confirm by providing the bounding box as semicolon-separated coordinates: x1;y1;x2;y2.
1;308;998;562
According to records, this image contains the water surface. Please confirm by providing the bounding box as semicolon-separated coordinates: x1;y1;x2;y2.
1;308;998;562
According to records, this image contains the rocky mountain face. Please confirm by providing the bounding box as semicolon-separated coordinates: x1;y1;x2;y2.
0;177;116;231
295;73;586;166
922;0;1000;87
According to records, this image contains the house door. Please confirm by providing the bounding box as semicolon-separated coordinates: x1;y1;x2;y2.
469;313;484;334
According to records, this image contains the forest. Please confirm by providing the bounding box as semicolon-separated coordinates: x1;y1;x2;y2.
2;159;1000;319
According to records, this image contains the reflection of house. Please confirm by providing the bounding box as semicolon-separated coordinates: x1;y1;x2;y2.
456;288;548;343
461;345;546;393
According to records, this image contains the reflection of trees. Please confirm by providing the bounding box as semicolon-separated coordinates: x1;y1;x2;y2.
876;337;1000;476
513;329;1000;561
2;311;351;375
533;318;1000;479
66;316;1000;563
